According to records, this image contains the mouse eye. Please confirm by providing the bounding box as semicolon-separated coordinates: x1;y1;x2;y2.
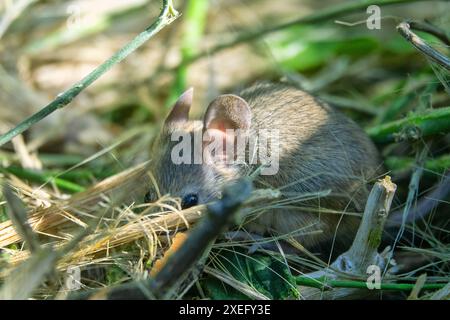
144;191;154;203
181;193;198;209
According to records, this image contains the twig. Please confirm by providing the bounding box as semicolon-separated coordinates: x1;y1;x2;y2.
0;0;180;147
73;178;253;299
397;21;450;71
297;176;397;299
334;176;397;274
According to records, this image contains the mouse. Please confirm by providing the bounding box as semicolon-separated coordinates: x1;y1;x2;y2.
145;82;383;255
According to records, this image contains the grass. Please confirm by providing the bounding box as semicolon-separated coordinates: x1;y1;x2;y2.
0;0;449;300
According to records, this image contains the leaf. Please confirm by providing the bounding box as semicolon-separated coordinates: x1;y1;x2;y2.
105;265;128;286
203;248;299;300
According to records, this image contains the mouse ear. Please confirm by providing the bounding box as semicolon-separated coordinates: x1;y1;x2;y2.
164;88;194;126
203;94;251;132
202;94;251;165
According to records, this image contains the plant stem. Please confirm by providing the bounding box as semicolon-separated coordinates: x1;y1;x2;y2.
167;0;209;107
385;154;450;174
0;0;180;148
2;166;85;193
296;276;447;291
367;106;450;143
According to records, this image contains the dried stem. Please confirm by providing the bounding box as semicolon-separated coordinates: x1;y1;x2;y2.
335;176;397;274
297;176;398;299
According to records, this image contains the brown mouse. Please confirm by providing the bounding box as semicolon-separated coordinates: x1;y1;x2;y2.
146;82;383;255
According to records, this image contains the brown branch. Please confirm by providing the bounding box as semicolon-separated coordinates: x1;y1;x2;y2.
73;178;253;300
